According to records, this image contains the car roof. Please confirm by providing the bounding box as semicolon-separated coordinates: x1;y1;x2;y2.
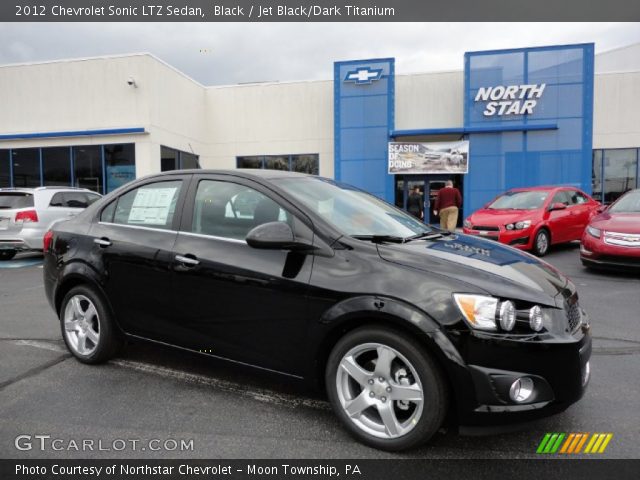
508;185;579;193
154;168;311;180
0;187;99;193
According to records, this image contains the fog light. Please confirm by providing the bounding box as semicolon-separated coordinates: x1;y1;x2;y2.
582;361;591;386
499;301;516;331
529;305;543;332
509;377;534;403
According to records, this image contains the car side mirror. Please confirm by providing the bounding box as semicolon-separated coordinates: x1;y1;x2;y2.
246;221;316;251
548;202;567;212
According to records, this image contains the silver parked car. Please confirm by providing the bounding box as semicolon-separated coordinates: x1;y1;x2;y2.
0;187;101;260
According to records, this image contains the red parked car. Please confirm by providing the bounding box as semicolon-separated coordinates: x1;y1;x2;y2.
581;189;640;269
463;186;600;256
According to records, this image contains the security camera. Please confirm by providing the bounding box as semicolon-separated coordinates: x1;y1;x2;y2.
127;77;137;88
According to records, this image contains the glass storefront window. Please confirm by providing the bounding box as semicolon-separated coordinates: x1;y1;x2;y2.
237;156;263;169
42;147;71;187
161;146;200;171
181;152;200;169
237;154;319;174
592;150;603;202
161;146;179;171
603;148;638;204
105;143;136;192
0;150;10;187
291;154;319;175
12;149;40;187
73;146;103;193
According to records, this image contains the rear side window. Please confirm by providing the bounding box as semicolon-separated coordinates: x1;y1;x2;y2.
112;180;182;230
49;191;101;208
190;180;290;240
0;192;34;209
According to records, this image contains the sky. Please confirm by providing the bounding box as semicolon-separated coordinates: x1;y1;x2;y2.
1;22;639;85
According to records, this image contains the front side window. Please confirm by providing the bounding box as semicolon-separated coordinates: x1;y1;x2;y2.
191;180;290;240
551;190;571;206
276;177;430;238
111;180;182;229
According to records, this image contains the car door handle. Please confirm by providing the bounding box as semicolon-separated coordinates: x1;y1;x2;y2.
175;254;200;266
93;237;112;247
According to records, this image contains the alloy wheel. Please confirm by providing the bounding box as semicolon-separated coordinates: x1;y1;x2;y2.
63;295;100;356
536;231;549;255
335;343;424;439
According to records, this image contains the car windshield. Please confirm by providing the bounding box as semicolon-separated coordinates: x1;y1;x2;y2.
609;190;640;213
276;177;433;238
0;192;34;209
488;191;549;210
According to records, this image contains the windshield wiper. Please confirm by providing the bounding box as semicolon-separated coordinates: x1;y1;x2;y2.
405;231;447;241
352;235;407;244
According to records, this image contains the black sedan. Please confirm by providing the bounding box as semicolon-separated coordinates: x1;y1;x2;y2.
43;170;591;451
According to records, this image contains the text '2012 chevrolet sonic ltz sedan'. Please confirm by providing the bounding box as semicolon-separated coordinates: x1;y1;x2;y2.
43;170;591;451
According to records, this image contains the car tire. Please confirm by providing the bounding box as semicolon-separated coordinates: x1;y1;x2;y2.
532;229;550;257
59;285;122;364
0;250;17;261
325;326;447;451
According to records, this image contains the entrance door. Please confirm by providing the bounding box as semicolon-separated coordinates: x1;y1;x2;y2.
396;174;464;226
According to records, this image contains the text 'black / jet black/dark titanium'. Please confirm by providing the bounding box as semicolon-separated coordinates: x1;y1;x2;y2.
43;170;591;451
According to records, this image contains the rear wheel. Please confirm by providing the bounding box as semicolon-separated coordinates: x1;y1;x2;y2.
325;327;447;451
532;229;550;257
60;285;121;364
0;250;17;261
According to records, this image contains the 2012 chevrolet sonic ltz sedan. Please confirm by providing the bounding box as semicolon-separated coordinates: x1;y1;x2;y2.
43;170;591;451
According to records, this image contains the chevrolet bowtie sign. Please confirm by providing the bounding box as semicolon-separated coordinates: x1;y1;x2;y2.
475;83;546;116
344;67;383;84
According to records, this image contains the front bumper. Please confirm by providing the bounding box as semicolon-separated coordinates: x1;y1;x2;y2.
580;234;640;269
444;325;591;427
462;227;533;250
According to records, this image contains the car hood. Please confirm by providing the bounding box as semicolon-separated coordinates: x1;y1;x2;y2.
589;212;640;234
468;209;538;226
377;233;573;308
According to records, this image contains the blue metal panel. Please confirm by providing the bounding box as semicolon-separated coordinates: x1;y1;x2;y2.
0;128;146;141
334;58;395;203
390;124;558;137
463;43;595;216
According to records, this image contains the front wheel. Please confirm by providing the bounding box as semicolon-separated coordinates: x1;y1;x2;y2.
325;327;447;451
60;285;122;364
532;229;550;257
0;250;17;260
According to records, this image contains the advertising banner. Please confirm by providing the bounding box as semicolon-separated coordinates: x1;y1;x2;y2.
388;141;469;174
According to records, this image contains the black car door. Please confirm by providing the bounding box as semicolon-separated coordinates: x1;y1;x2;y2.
89;175;190;340
169;174;315;376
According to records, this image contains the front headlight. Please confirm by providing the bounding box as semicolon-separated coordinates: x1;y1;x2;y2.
463;219;472;228
505;223;514;230
586;226;601;238
453;294;500;331
454;294;548;333
515;220;531;230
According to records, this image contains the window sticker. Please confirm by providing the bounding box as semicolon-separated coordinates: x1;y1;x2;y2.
128;187;178;225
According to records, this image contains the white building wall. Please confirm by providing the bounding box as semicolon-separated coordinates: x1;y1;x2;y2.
593;71;640;150
204;80;334;177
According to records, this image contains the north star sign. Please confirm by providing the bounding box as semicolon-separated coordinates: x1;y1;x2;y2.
344;67;383;84
475;83;546;116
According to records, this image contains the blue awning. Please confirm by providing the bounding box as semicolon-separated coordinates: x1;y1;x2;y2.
0;127;146;141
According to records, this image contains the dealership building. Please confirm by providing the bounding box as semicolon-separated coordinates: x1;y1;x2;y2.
1;42;639;222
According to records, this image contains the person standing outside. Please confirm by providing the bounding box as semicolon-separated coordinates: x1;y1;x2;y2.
407;185;424;220
434;180;462;230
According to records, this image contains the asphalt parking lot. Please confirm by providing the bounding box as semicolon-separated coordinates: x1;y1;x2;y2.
1;244;639;459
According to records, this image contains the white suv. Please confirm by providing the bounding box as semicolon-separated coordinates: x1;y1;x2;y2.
0;187;101;260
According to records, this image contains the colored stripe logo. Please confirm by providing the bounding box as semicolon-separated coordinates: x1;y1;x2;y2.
536;433;613;454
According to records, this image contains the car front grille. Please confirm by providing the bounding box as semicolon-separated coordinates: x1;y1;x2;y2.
472;225;500;232
566;299;582;334
604;231;640;248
